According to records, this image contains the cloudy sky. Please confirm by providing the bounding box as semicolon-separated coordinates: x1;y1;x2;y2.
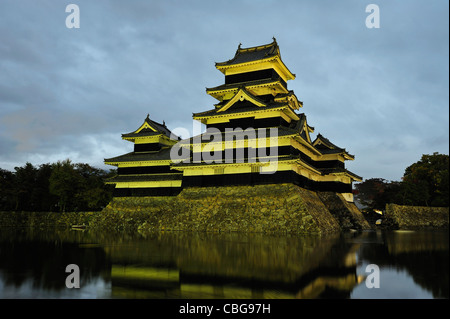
0;0;448;182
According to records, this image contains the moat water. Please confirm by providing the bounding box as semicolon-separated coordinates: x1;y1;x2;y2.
0;227;447;299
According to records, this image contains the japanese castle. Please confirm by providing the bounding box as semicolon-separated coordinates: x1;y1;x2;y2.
104;39;362;202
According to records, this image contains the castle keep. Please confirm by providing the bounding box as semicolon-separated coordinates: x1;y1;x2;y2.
104;39;362;203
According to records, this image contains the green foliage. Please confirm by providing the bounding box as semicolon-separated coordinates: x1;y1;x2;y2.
354;178;387;209
0;168;16;210
50;160;82;212
0;160;115;212
402;152;449;207
355;152;449;209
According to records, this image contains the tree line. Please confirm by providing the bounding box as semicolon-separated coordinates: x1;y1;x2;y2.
354;152;449;210
1;152;447;212
0;160;116;212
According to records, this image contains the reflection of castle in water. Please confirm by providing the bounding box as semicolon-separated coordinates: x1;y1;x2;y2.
105;232;364;299
101;231;449;299
0;229;447;299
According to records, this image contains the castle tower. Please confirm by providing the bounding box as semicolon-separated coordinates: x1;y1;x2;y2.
104;114;182;196
173;38;361;201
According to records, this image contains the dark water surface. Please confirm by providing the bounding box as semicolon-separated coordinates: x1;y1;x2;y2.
0;227;447;299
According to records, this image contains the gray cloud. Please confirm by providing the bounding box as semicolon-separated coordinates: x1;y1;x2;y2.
0;0;448;182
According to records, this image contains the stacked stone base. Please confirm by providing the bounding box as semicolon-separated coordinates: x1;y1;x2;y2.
101;184;371;235
384;204;449;229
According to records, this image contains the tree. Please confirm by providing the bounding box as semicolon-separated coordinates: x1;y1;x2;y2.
32;164;57;211
73;163;114;210
1;160;115;212
49;160;83;212
402;152;449;206
14;163;38;211
356;153;449;209
0;168;16;210
354;178;389;209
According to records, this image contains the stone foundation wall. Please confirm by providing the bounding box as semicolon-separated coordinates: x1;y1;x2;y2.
0;211;96;228
99;184;369;235
317;192;371;231
0;184;372;235
384;204;449;229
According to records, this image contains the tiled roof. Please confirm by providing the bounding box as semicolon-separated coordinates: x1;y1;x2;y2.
177;126;298;146
104;147;174;163
216;39;279;66
105;173;182;183
206;78;283;93
122;114;175;139
193;102;287;118
312;134;354;158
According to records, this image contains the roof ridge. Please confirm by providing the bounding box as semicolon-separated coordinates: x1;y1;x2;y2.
237;37;278;53
215;38;279;67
